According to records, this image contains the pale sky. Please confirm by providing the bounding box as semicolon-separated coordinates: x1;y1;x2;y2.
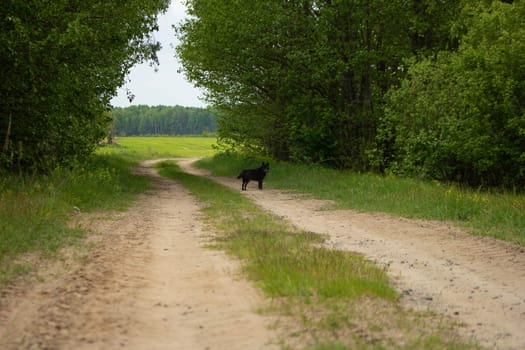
111;1;206;108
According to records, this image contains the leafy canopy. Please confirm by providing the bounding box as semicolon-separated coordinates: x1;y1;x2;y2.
176;0;460;169
377;0;525;187
0;0;170;173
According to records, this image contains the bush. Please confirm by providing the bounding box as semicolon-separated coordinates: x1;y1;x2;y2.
374;1;525;188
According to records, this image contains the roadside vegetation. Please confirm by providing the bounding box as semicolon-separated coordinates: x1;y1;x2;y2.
157;160;480;350
0;0;170;175
0;155;148;283
198;153;525;246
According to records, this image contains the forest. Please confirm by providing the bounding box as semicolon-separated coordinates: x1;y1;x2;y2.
176;0;524;188
1;0;523;188
111;105;217;136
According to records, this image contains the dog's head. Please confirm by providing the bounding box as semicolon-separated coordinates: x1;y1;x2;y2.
261;162;270;173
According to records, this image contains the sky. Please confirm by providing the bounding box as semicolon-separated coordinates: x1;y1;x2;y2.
110;1;206;108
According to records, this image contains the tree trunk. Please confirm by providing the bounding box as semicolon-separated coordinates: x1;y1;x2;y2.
3;113;12;153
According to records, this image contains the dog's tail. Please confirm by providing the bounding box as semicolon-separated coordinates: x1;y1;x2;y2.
236;172;243;179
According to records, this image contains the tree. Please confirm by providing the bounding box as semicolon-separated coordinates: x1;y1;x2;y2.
176;0;460;169
0;0;170;173
376;0;525;187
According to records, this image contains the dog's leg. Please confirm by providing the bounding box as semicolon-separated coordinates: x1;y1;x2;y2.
258;180;263;189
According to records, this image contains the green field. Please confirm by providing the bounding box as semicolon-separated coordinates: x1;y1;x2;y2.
99;136;217;159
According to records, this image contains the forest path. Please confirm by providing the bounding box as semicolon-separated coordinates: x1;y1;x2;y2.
177;158;525;350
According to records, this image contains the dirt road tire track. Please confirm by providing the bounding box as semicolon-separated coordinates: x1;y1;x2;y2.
177;158;525;350
0;160;278;350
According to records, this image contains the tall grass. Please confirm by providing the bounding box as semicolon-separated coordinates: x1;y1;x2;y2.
157;160;479;350
197;153;525;245
0;155;149;283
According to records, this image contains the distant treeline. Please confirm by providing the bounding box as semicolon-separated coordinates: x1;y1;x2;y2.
111;105;217;136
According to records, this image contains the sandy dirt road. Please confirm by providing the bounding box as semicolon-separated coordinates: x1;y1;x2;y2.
1;158;524;350
176;158;525;350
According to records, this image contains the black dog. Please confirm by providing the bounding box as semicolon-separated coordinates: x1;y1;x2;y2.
237;162;270;191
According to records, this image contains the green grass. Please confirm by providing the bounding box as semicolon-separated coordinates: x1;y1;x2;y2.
0;155;149;283
157;160;480;349
197;152;525;246
99;136;217;160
